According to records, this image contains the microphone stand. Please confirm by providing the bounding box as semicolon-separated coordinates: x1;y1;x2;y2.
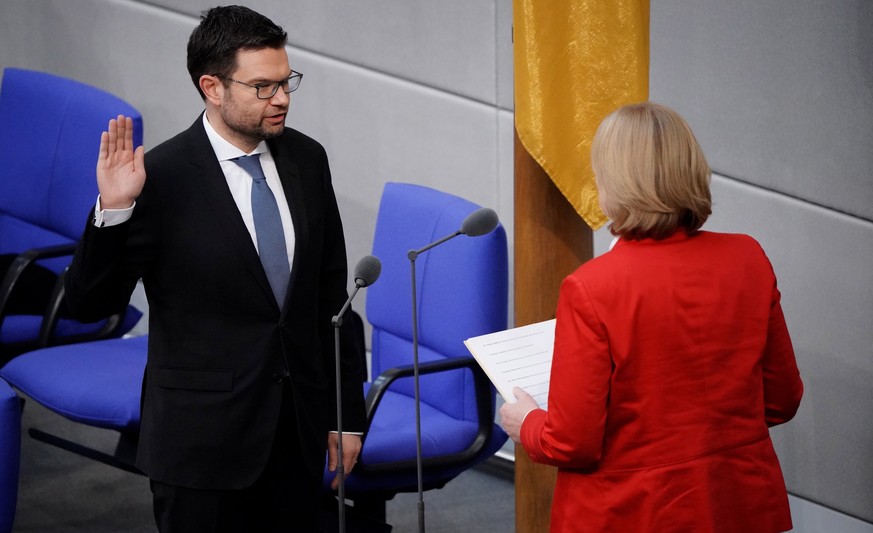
331;255;381;533
406;230;460;533
331;286;360;533
405;206;498;533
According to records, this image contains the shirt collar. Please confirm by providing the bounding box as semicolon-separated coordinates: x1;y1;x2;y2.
202;112;268;162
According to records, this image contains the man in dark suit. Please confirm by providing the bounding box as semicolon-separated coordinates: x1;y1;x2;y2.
64;6;366;532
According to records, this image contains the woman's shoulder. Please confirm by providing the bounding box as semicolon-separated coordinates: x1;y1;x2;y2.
697;229;757;243
695;230;768;257
571;230;769;278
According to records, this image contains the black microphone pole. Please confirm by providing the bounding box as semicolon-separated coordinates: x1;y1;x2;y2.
406;207;499;533
332;254;381;533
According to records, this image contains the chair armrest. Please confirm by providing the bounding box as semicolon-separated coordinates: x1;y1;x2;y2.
0;245;124;351
0;244;77;324
36;268;123;349
357;355;496;473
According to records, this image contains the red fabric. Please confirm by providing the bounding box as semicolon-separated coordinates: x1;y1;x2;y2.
520;231;803;533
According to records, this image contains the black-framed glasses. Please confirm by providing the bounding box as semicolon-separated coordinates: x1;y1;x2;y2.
217;70;303;99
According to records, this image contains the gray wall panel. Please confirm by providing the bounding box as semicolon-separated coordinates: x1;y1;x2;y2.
495;0;514;111
285;47;504;296
790;495;873;533
709;177;873;522
0;0;201;149
498;110;516;326
145;0;504;105
650;0;873;221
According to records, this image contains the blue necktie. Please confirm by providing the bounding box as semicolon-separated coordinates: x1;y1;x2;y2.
233;154;289;306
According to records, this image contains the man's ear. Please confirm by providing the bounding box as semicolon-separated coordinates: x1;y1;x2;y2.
200;75;223;106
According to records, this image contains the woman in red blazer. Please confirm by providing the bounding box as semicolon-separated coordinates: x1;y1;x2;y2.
501;102;803;532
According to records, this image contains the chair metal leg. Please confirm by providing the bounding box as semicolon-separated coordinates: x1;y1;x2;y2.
28;427;143;475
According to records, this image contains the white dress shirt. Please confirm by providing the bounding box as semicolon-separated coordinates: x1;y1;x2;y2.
201;113;296;268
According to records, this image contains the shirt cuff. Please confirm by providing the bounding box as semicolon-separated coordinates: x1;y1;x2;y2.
93;195;135;227
330;431;364;436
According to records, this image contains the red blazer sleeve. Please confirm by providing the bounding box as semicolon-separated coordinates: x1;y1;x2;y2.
521;274;611;468
763;283;803;426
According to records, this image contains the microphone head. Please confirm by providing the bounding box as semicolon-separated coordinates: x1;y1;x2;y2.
353;254;382;287
460;207;499;237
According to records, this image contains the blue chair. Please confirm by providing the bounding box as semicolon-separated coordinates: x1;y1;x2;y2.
0;68;143;363
0;377;21;533
0;335;146;474
325;182;509;522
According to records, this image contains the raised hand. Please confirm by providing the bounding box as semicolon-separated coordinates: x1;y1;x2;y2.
96;115;146;209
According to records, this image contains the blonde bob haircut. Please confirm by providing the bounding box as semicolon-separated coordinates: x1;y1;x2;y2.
591;102;712;240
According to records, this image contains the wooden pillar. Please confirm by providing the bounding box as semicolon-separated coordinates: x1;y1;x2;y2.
513;131;592;532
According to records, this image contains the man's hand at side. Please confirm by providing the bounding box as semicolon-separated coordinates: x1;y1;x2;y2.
327;433;362;490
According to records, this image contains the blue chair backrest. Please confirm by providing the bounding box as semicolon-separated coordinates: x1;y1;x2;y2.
0;68;143;271
367;182;508;422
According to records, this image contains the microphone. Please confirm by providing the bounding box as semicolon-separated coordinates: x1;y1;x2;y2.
407;206;499;533
334;255;382;327
353;254;382;288
460;207;499;237
332;254;381;533
408;207;500;260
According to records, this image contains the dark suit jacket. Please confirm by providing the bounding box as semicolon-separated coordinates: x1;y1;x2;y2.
65;116;367;490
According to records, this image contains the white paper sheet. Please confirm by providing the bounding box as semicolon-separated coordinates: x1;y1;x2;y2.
464;319;555;409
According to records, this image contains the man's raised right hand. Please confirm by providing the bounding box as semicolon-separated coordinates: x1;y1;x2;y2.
96;115;146;209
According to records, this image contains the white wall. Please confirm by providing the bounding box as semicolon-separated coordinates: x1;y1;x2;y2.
2;0;870;528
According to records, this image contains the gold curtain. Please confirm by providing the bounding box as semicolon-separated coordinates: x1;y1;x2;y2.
513;0;650;229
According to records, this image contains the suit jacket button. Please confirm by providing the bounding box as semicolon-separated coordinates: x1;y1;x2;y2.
272;372;284;383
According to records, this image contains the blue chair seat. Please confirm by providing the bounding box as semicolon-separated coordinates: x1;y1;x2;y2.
0;336;146;431
360;385;480;465
330;384;507;495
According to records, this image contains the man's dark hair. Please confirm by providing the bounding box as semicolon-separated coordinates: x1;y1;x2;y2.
187;5;288;100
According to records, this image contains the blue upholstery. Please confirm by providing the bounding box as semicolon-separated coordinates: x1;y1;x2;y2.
0;336;146;431
0;377;21;533
0;68;143;357
327;182;509;505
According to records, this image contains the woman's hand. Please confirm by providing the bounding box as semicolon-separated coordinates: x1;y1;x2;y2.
499;387;540;444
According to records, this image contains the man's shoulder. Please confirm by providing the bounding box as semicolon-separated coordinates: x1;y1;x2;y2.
269;127;329;168
145;118;205;162
277;126;325;152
